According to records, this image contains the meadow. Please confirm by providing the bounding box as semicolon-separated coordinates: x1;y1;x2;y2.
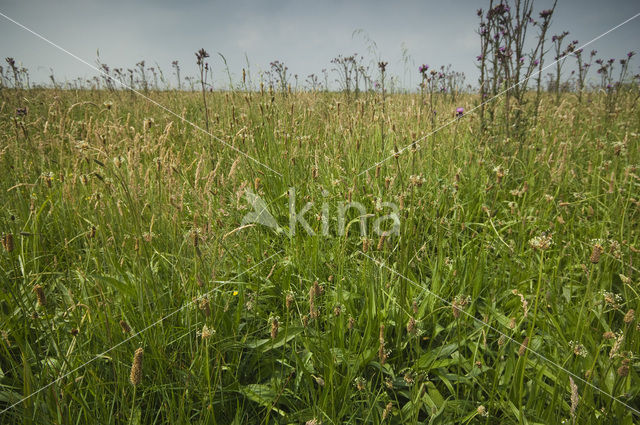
0;81;639;425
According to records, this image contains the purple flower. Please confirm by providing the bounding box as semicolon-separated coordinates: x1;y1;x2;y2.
476;55;483;61
540;9;552;19
456;107;464;117
419;64;429;74
628;51;636;59
533;59;540;66
606;84;612;89
519;56;525;63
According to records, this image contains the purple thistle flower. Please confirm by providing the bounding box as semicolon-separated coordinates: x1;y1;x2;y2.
628;51;636;58
419;64;429;74
476;55;483;61
456;107;464;117
519;57;525;63
533;59;540;66
590;50;597;56
539;9;552;19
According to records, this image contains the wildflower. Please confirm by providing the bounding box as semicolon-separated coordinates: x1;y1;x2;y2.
418;64;429;74
195;48;209;65
452;295;471;318
539;9;553;19
200;324;214;339
354;377;366;391
455;107;464;118
602;291;622;309
477;405;488;417
569;341;588;357
529;233;553;251
130;347;144;386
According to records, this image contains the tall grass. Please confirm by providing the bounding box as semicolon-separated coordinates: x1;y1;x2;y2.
0;85;639;424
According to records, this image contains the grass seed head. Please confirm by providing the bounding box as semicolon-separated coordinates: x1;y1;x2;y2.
33;285;46;307
199;297;211;317
119;320;131;334
130;347;144;386
518;337;529;357
569;377;579;420
2;233;14;252
590;243;603;264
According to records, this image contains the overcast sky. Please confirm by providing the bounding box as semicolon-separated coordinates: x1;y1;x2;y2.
0;0;638;90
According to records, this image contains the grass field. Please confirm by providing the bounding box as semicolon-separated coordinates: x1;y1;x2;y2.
0;86;639;424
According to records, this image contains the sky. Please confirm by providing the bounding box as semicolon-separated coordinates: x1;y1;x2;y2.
0;0;638;90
